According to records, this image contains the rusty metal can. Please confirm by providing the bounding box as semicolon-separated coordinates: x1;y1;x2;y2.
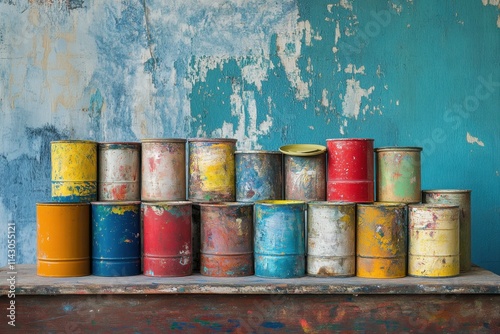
307;201;356;277
235;151;283;202
422;190;471;272
51;140;97;202
283;154;326;201
326;138;374;203
254;200;306;278
37;203;90;277
200;202;253;277
188;138;237;202
191;203;201;272
375;147;422;203
141;139;186;201
98;142;141;201
142;201;192;277
356;202;408;278
408;204;460;277
91;202;141;276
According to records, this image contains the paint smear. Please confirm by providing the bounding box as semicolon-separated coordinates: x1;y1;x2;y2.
299;319;313;333
341;79;375;119
466;132;485;146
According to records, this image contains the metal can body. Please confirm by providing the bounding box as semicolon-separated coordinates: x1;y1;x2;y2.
37;203;90;277
376;147;422;203
188;138;237;202
326;138;374;203
422;190;471;272
142;201;192;277
51;140;97;202
254;200;305;278
356;203;408;278
191;203;201;272
307;202;356;277
91;202;141;276
408;204;460;277
200;203;254;277
235;151;283;202
141;139;186;201
98;142;141;201
284;154;326;201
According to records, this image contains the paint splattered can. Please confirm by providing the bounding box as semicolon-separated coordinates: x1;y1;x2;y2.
98;142;141;201
142;201;192;277
254;200;306;278
408;204;460;278
188;138;237;202
356;203;408;278
422;190;471;272
91;202;141;276
191;203;201;272
37;203;90;277
141;139;186;201
51;140;97;202
326;138;374;203
375;147;422;203
283;154;326;201
200;202;254;277
235;151;283;202
307;201;356;277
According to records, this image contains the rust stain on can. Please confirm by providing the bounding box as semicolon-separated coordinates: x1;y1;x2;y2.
98;142;141;201
408;204;460;278
356;203;408;278
37;203;90;277
423;189;471;272
307;201;356;277
284;154;326;201
200;202;254;277
141;139;186;201
376;147;422;203
188;138;237;202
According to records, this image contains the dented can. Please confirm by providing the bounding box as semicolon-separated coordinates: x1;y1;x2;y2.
284;154;326;201
142;201;192;277
356;203;407;278
91;202;141;276
37;203;90;277
188;138;237;202
98;142;141;201
422;189;471;272
307;201;356;277
141;139;186;201
375;147;422;203
200;202;253;277
51;140;97;202
254;200;306;278
408;204;460;278
326;138;374;203
235;151;283;202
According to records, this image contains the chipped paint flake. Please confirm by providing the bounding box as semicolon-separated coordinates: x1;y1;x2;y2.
344;64;366;74
340;0;354;11
342;79;375;119
466;132;485;146
321;89;329;107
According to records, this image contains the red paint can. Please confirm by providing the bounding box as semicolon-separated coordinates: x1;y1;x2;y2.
142;201;192;277
326;138;374;203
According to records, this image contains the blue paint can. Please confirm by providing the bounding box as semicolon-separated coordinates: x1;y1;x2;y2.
254;200;306;278
91;201;141;276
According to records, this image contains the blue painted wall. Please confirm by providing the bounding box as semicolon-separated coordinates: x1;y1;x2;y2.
1;0;499;274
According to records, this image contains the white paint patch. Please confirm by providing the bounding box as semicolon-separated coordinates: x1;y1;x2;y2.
335;20;341;45
340;0;354;11
344;64;366;74
341;79;375;119
321;89;329;107
466;132;485;146
497;14;500;28
390;1;403;14
482;0;500;6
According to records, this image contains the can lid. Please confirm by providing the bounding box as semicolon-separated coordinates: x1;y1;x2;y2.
358;202;407;207
235;150;281;154
187;138;237;143
374;146;423;152
279;144;326;156
255;200;305;205
141;201;192;206
408;203;460;209
90;201;141;205
51;140;97;144
141;138;187;143
198;202;254;207
98;142;141;147
326;138;374;142
307;201;356;206
36;202;90;206
422;189;471;194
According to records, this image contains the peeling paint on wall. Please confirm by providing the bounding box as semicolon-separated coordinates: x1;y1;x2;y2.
466;132;485;146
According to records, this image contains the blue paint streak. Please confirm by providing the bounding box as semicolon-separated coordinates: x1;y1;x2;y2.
261;321;285;329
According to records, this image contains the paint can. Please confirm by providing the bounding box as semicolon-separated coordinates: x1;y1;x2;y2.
200;202;254;277
91;202;141;276
283;154;326;201
51;140;97;202
98;142;141;201
191;203;201;272
254;200;306;278
307;201;356;277
188;138;237;202
408;204;460;278
356;203;408;278
326;138;374;203
141;139;186;201
37;203;90;277
375;147;422;203
422;189;471;272
142;201;192;277
235;151;283;202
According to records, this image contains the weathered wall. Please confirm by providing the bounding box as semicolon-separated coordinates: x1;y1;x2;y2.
1;0;499;273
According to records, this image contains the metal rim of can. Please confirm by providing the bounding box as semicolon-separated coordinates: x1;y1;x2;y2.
51;140;97;144
408;203;459;210
198;202;253;207
187;138;237;143
326;138;374;142
98;142;141;147
90;201;141;205
255;200;305;206
358;202;407;208
36;202;90;207
140;138;187;143
374;146;422;152
235;150;281;154
141;201;192;206
422;189;471;194
307;201;355;206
